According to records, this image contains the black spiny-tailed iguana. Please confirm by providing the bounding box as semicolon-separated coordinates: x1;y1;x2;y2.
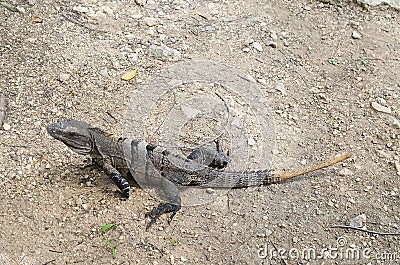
46;119;351;229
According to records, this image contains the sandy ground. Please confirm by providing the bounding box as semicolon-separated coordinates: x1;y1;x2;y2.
0;0;399;264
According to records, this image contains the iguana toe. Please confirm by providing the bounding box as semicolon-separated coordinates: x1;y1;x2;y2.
145;203;181;229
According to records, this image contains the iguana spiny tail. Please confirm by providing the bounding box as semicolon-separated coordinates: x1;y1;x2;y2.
46;119;351;229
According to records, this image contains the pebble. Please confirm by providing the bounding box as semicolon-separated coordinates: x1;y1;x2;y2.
252;41;263;52
248;137;256;146
371;102;391;114
265;229;272;236
2;123;11;130
275;82;286;95
135;0;147;5
352;31;362;39
349;214;366;228
376;97;386;105
144;17;158;27
100;68;108;77
206;188;216;194
376;149;391;159
59;73;70;82
265;41;277;48
128;53;139;62
388;116;400;129
394;161;400;173
73;5;89;13
339;168;353;176
257;78;267;86
149;44;182;61
243;47;250;52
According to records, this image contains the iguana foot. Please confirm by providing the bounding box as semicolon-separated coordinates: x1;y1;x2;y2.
145;203;181;229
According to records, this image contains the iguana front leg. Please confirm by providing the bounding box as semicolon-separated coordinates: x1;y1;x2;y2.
187;139;230;169
102;162;131;199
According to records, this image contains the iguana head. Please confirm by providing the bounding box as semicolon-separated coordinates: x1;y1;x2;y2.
46;119;93;154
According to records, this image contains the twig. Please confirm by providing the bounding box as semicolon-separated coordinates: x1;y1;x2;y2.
273;153;352;180
0;93;7;127
61;13;107;33
331;225;400;236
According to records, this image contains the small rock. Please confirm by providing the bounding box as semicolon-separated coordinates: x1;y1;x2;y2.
300;159;307;166
242;47;250;52
144;17;158;27
265;229;272;236
339;168;353;176
349;214;366;228
352;31;362;39
388;116;400;129
28;0;37;5
16;6;26;13
149;44;182;61
376;149;391;159
206;188;216;194
371;102;391;114
127;53;139;62
135;0;147;5
101;6;113;15
248;137;256;146
292;236;299;243
265;41;277;48
3;123;11;131
376;97;386;105
257;78;267;86
73;5;89;13
59;73;70;82
100;68;108;77
275;82;286;95
180;256;187;262
244;74;256;83
394;161;400;173
252;42;263;52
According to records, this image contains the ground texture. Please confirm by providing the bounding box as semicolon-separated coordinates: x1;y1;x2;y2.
0;0;399;264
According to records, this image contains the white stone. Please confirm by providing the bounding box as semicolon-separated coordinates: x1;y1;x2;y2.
2;123;11;130
371;102;391;114
252;41;263;52
248;137;256;146
352;31;362;39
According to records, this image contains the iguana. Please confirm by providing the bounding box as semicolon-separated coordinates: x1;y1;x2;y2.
46;119;351;229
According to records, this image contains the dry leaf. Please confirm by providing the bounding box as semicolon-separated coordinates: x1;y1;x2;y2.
121;69;137;81
31;17;43;23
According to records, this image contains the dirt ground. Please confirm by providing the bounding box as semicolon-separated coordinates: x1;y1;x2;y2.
0;0;399;264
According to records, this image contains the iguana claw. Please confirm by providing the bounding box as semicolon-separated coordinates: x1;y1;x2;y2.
145;203;181;229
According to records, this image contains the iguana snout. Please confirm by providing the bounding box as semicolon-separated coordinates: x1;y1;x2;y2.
46;119;93;154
